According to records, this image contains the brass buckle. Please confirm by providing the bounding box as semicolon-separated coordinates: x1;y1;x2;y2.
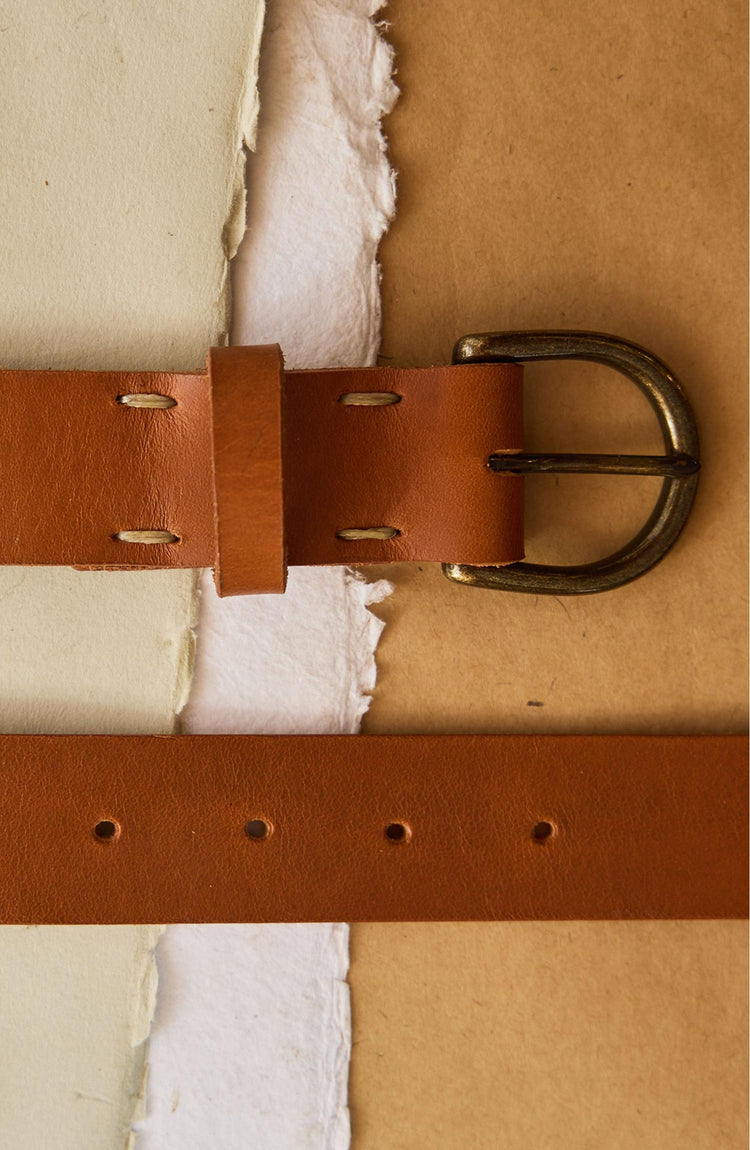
443;331;700;595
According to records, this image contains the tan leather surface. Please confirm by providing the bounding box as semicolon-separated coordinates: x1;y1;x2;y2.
210;344;287;595
284;364;523;566
0;733;744;923
0;350;524;591
0;367;215;569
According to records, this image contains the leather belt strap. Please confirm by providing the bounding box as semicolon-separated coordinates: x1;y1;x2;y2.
2;733;744;923
0;346;524;595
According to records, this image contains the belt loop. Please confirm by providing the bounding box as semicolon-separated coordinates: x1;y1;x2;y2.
209;344;287;596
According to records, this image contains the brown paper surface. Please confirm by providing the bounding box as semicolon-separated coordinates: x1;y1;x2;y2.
350;0;748;1145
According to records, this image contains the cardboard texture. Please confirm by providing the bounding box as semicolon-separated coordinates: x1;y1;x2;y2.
350;1;748;1146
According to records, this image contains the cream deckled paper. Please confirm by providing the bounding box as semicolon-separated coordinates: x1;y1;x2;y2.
0;1;264;1146
0;927;162;1149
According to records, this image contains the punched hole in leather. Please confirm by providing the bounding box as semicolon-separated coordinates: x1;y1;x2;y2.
0;734;744;923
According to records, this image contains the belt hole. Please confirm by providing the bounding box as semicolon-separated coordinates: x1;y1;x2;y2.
338;392;401;406
245;818;272;841
385;821;411;843
117;394;177;409
115;530;180;545
93;819;120;842
532;820;555;842
336;527;400;542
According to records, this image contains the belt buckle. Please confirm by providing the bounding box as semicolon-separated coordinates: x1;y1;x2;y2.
444;330;700;595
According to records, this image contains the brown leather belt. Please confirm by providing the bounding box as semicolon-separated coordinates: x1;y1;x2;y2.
0;331;739;925
0;330;701;596
0;734;744;923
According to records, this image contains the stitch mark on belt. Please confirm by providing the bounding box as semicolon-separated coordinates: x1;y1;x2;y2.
115;530;180;544
336;527;400;542
117;393;177;408
338;392;401;406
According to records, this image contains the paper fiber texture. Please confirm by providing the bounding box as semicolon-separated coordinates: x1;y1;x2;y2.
0;0;263;371
0;1;263;1147
353;1;748;1147
0;569;197;735
139;925;351;1149
351;922;748;1150
141;3;395;1148
231;0;397;362
0;927;162;1150
184;568;390;734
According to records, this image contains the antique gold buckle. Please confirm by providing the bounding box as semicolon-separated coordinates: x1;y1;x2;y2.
443;331;700;595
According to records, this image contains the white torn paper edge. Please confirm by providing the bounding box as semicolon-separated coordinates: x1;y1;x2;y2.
230;0;397;363
183;568;391;734
139;924;351;1148
138;3;397;1149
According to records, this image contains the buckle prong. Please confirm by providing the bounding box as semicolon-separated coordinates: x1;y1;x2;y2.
444;330;701;595
489;452;700;479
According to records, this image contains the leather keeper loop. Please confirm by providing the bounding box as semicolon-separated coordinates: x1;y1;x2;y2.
209;344;286;596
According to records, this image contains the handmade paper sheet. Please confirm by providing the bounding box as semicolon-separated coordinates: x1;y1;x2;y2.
0;2;264;1145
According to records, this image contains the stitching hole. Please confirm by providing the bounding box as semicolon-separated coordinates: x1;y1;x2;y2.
336;527;400;542
117;394;177;409
114;530;180;545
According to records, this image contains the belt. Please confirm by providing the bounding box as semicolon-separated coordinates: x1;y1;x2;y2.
1;733;744;923
2;330;700;596
2;328;738;925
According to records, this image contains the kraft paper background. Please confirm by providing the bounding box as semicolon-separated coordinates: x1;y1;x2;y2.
351;1;748;1147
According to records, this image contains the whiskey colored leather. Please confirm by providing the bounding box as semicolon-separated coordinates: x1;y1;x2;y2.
210;345;286;595
0;347;524;594
283;364;523;568
0;366;215;570
1;733;744;923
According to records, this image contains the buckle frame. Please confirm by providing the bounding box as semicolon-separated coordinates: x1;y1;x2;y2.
443;331;700;595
